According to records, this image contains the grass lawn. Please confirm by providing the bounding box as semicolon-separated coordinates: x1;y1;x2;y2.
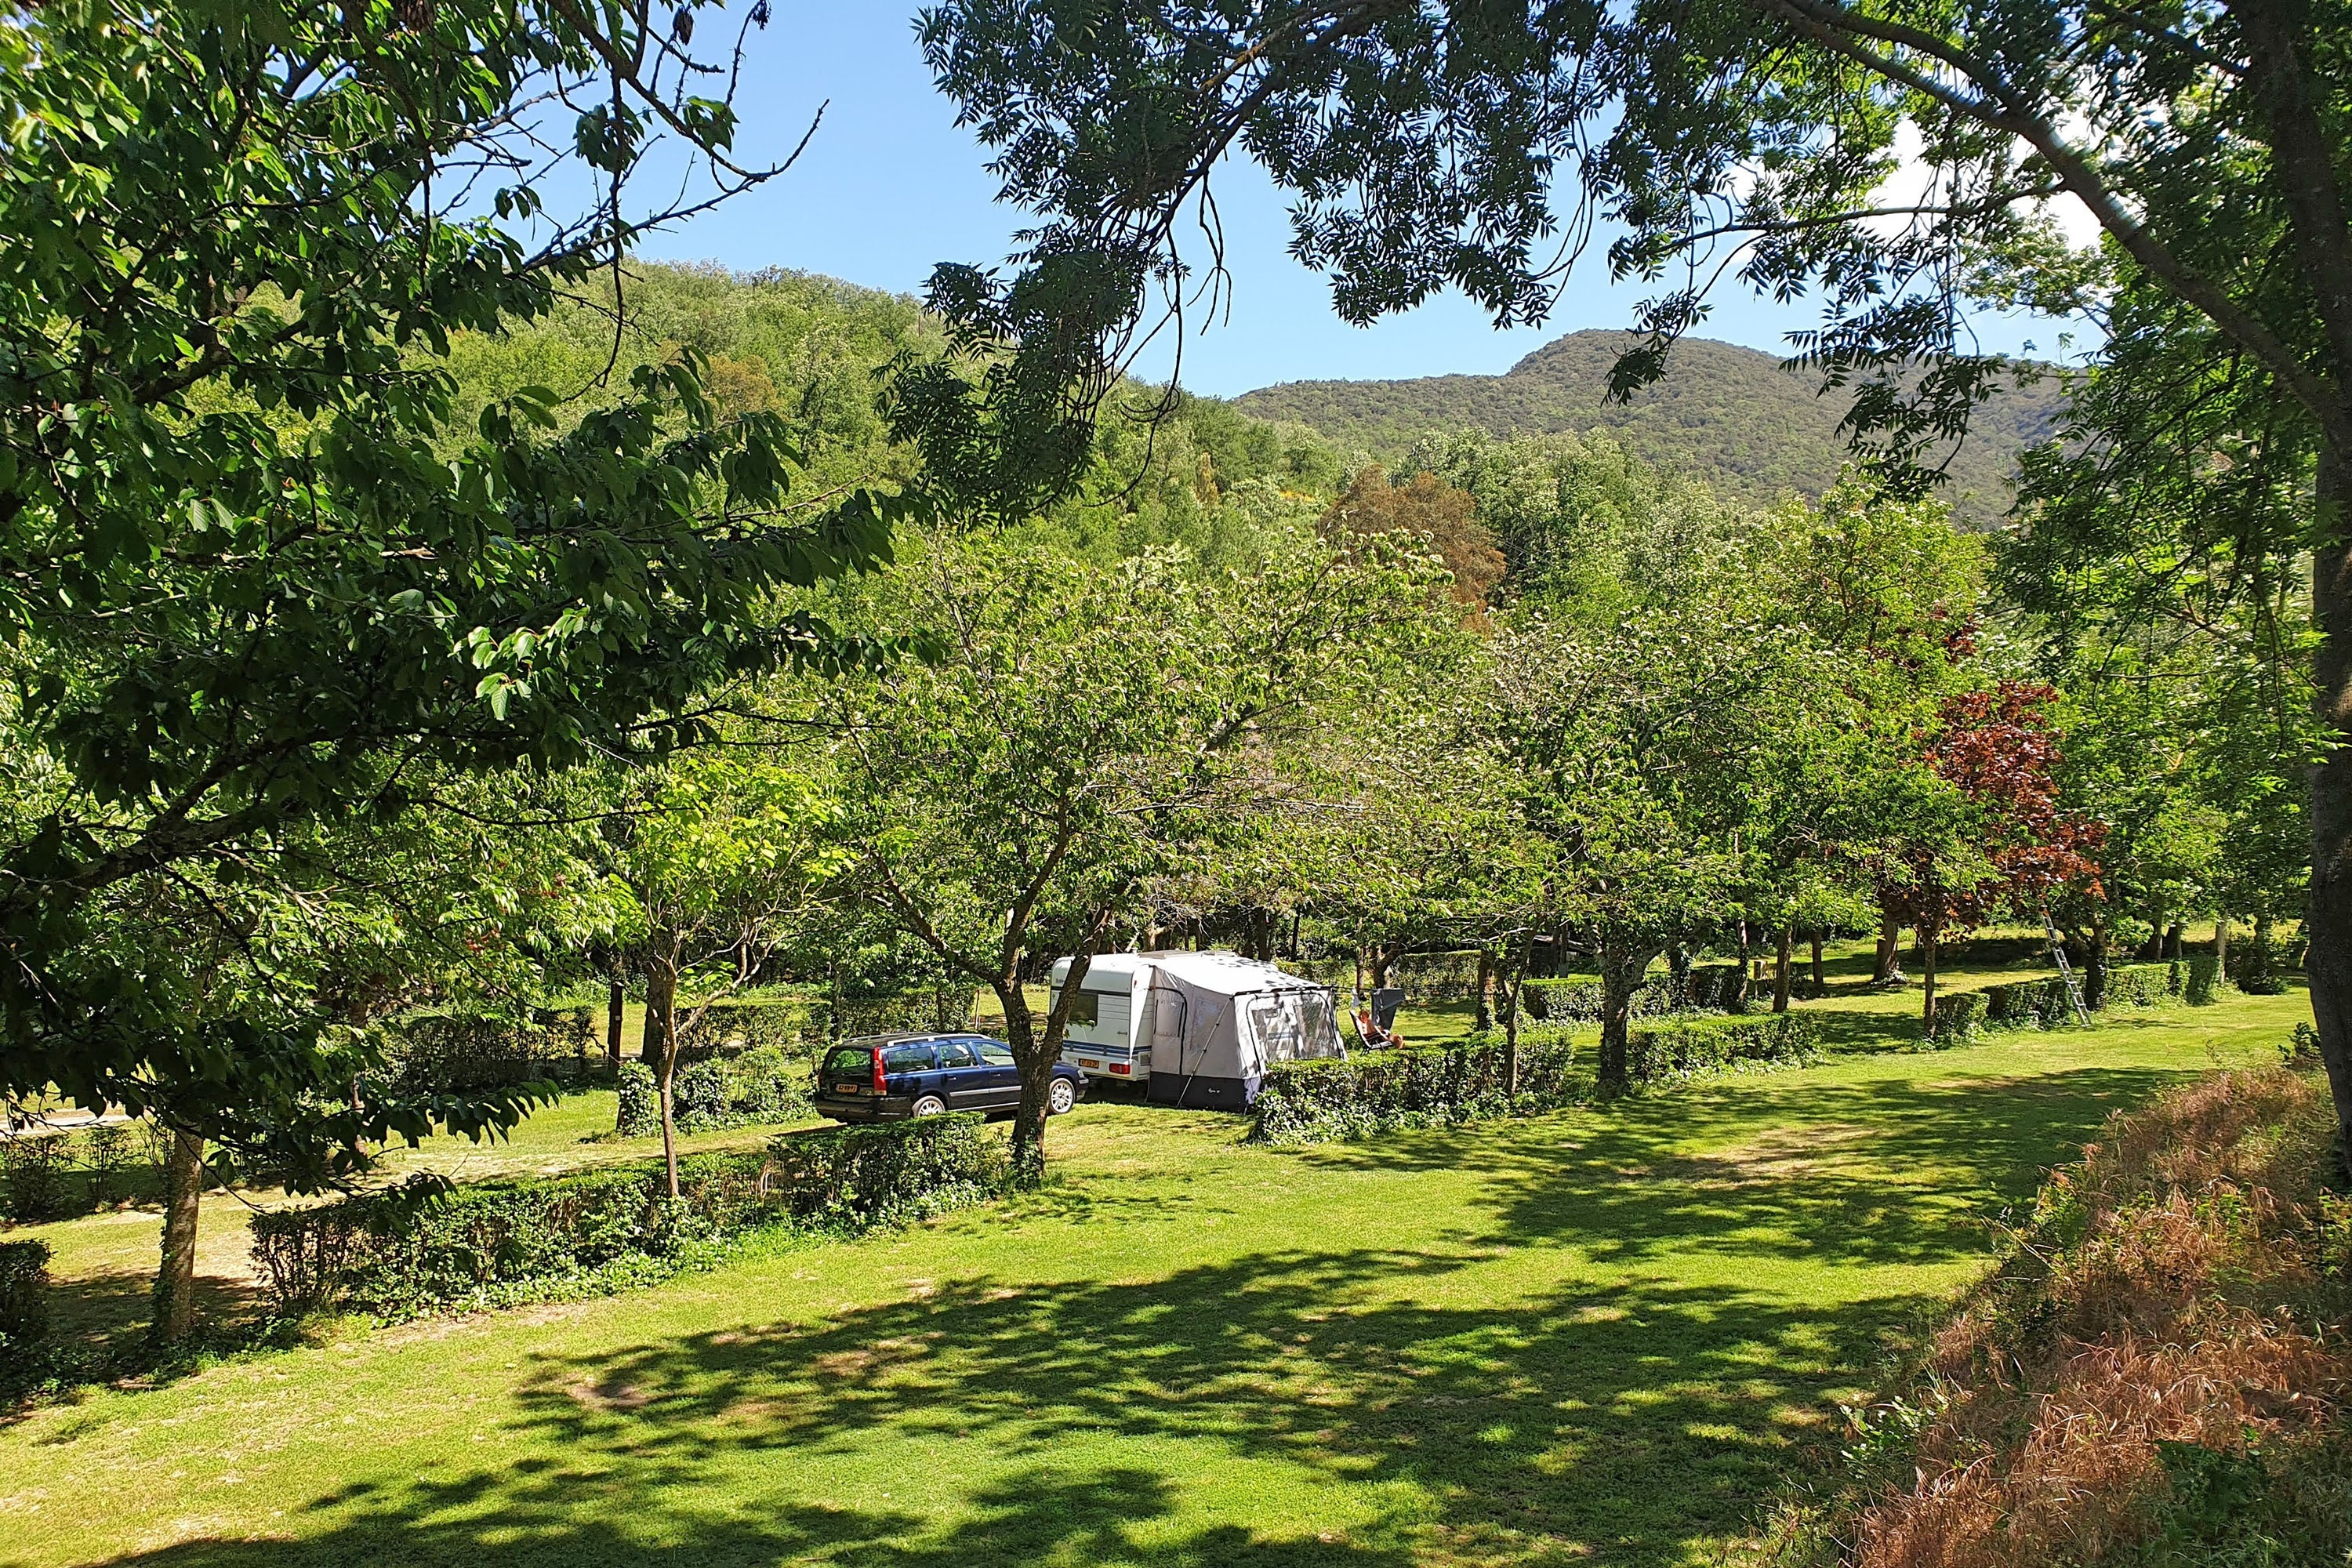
0;978;2310;1568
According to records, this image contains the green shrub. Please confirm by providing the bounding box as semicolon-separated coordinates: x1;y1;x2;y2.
0;1239;48;1344
1522;977;1602;1022
2102;961;2180;1008
1926;991;1984;1046
249;1116;1004;1317
762;1114;1007;1225
1250;1033;1579;1145
1679;963;1749;1013
1290;950;1488;1001
2183;953;2229;1006
1980;975;2080;1031
614;1044;814;1138
80;1124;140;1207
1523;977;1672;1022
1;1134;71;1223
828;985;978;1039
379;1008;597;1095
1624;1013;1820;1083
2230;931;2290;995
686;1000;808;1053
615;1062;659;1137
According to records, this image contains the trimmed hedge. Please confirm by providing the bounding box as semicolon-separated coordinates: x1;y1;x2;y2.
1980;974;2080;1030
379;1007;597;1095
1291;949;1488;1002
1624;1013;1821;1083
0;1239;48;1344
685;999;807;1053
0;1133;71;1223
1523;977;1671;1023
615;1044;811;1138
1523;967;1744;1022
829;985;978;1039
1679;964;1751;1013
1250;1033;1579;1145
0;1122;160;1223
2101;961;2179;1008
1965;956;2225;1041
1926;990;1986;1045
249;1115;1006;1317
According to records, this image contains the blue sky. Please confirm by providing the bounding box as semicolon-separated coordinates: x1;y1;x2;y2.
643;5;2081;398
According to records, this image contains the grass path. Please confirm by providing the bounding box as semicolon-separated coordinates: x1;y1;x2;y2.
0;986;2309;1568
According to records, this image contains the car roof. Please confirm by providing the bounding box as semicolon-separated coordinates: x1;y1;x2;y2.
831;1031;1000;1049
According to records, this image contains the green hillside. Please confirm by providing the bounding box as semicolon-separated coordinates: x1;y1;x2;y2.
1234;330;2067;521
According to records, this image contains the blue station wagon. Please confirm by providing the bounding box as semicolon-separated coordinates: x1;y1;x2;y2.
811;1033;1086;1123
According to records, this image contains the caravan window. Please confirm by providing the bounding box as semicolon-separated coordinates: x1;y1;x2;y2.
1062;989;1100;1027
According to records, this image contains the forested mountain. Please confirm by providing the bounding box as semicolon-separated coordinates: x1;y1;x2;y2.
1235;331;2068;521
455;263;1352;562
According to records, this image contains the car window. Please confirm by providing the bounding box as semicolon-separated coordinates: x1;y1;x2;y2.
973;1040;1014;1066
934;1040;978;1068
822;1046;871;1077
881;1042;936;1072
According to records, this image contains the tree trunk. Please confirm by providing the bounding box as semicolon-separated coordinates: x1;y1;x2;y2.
1920;924;1940;1036
2214;917;2232;967
151;1127;205;1344
2163;921;2185;961
1666;943;1693;1009
1732;920;1752;1012
2137;913;2166;961
1370;944;1396;990
605;975;626;1065
2308;451;2352;1178
1501;943;1524;1098
1773;924;1793;1014
1873;913;1904;982
646;960;681;1200
1475;947;1497;1033
1004;950;1091;1184
1809;929;1827;997
2084;916;2111;1011
1595;940;1653;1096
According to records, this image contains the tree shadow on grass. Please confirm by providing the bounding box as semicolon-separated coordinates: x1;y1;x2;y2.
93;1463;1414;1568
78;1040;2203;1567
88;1253;1911;1568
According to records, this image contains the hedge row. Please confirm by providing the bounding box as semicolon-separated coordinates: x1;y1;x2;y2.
1524;977;1667;1024
1624;1013;1822;1083
829;986;977;1039
249;1115;1005;1318
378;1007;598;1096
1944;956;2227;1045
1;1122;162;1223
1290;949;1490;1002
615;1045;811;1137
685;1000;808;1053
1523;964;1750;1024
0;1239;48;1345
1250;1033;1579;1145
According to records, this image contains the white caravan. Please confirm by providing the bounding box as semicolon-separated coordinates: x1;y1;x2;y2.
1047;950;1343;1109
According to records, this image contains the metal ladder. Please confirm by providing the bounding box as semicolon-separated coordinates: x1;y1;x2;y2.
2043;911;2092;1025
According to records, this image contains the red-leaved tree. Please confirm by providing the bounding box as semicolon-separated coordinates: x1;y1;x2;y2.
1879;683;2106;1033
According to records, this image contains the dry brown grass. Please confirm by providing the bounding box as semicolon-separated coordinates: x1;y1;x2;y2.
1765;1067;2352;1568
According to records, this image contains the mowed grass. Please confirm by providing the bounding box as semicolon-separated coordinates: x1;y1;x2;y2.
0;982;2310;1568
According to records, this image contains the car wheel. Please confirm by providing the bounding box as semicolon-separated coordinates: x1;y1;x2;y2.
911;1094;949;1117
1046;1078;1076;1116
